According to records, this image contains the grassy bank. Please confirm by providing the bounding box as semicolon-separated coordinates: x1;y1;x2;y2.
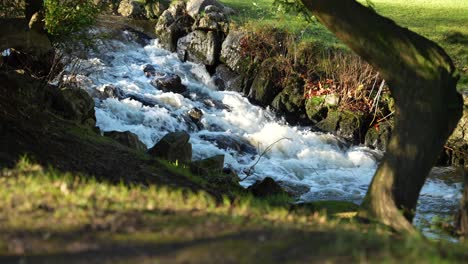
220;0;468;88
1;160;468;263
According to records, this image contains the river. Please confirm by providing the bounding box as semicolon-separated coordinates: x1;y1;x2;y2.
69;27;462;241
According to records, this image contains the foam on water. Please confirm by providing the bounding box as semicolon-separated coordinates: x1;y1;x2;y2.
71;32;462;239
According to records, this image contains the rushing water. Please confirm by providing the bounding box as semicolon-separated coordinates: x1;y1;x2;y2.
70;28;462;240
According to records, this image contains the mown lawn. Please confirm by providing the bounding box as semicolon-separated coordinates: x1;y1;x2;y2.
1;160;468;263
220;0;468;88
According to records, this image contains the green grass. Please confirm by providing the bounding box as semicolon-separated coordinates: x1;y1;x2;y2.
1;159;468;263
220;0;468;88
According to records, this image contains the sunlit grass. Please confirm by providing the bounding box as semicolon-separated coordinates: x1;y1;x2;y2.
220;0;468;88
1;158;467;262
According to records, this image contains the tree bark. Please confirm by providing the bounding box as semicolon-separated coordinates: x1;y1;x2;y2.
300;0;463;233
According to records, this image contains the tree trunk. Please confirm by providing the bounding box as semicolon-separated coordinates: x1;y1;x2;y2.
300;0;463;233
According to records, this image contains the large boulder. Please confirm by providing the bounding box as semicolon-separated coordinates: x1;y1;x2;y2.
155;1;194;52
150;73;187;93
192;5;229;34
104;131;147;151
248;177;289;198
177;30;222;66
364;121;393;151
190;155;224;176
199;134;257;155
186;0;224;18
51;87;96;127
248;58;283;107
213;64;243;92
144;0;169;19
99;85;126;100
305;93;339;123
220;30;247;72
118;0;145;18
277;181;310;197
148;131;192;164
316;110;369;144
271;74;307;123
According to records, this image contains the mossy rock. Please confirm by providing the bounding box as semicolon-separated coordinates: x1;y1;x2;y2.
190;155;224;176
290;200;359;215
364;121;392;151
148;131;192;164
248;58;283;106
271;74;306;121
305;93;340;123
103;131;147;152
248;177;289;198
317;110;369;144
51;87;96;127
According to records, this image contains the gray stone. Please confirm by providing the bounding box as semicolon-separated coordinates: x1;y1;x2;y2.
186;0;224;18
199;134;257;155
148;131;192;164
100;85;126;100
213;64;243;92
143;64;156;77
118;0;145;18
188;107;203;122
192;5;229;33
177;30;222;66
155;1;194;52
104;131;147;151
150;73;187;93
144;0;168;19
220;30;246;72
51;88;96;127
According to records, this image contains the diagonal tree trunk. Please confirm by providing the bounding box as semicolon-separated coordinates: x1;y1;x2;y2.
300;0;463;233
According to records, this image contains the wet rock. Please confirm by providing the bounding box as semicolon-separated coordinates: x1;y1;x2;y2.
248;177;288;198
277;181;310;197
124;94;157;107
51;87;96;127
220;30;247;72
104;131;147;151
202;98;231;111
177;30;222;66
144;0;168;19
271;74;307;124
118;0;145;18
192;5;229;34
365;120;392;151
305;93;339;123
151;73;187;93
213;64;243;92
317;110;369;145
190;155;224;176
100;85;126;100
188;107;203;122
248;58;283;107
155;1;194;52
186;0;225;18
199;134;257;155
148;131;192;164
143;64;156;77
120;27;153;46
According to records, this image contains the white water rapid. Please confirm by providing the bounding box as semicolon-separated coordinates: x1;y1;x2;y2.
70;28;462;240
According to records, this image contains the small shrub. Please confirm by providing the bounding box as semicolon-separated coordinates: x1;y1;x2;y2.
44;0;100;38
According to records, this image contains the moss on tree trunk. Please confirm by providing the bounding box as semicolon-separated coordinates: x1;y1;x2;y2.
301;0;463;233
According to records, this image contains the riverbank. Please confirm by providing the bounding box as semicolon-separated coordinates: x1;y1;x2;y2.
1;160;468;263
